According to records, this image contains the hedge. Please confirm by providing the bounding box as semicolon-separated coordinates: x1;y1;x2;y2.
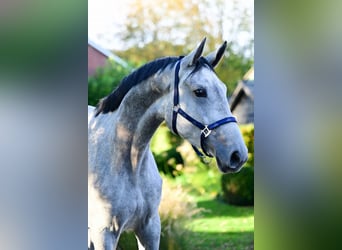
221;124;254;206
88;60;132;106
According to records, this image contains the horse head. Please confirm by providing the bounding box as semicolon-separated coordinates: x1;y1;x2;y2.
165;38;248;173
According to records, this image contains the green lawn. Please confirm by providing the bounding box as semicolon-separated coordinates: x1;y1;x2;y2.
181;196;254;250
164;168;254;250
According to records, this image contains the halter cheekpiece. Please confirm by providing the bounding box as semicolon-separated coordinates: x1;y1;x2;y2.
171;58;238;158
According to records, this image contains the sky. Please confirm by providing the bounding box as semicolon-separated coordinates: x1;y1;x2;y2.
88;0;254;52
88;0;131;50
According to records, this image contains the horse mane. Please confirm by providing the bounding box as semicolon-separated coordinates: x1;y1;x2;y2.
95;56;214;117
95;56;179;116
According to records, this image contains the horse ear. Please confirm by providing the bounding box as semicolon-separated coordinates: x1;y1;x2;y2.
205;41;227;68
182;37;207;67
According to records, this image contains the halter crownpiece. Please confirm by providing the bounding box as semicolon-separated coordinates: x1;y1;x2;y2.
171;59;238;158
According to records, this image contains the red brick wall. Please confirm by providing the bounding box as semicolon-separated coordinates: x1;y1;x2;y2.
88;45;108;77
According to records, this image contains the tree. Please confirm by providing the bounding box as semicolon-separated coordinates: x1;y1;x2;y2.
121;0;215;50
116;0;253;94
120;0;253;54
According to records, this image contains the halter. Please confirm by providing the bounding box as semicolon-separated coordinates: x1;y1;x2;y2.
171;59;237;158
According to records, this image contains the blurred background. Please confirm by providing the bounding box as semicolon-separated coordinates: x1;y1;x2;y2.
88;0;254;249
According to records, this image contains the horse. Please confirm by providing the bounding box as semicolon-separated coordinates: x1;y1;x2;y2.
88;38;248;250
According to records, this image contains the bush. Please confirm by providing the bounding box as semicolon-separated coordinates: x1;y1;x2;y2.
240;124;254;166
154;148;184;177
88;60;132;106
221;166;254;206
221;124;254;206
151;124;186;177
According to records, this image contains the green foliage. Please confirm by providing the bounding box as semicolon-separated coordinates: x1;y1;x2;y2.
118;0;253;58
151;124;185;177
88;60;131;106
116;41;185;67
119;0;216;51
117;232;138;249
240;124;254;166
221;166;254;206
154;148;184;178
215;47;254;95
221;124;254;206
175;167;222;198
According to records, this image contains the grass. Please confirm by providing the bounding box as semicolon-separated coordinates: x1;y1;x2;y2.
182;196;254;250
173;168;254;250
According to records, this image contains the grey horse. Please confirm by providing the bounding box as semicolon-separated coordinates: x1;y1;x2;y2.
88;38;248;250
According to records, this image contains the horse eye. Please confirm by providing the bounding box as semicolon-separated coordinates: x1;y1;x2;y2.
193;88;207;97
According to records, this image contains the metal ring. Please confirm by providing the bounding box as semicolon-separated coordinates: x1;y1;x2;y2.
201;126;211;138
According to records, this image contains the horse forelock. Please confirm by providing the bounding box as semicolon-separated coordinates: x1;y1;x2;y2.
189;57;215;75
95;57;179;117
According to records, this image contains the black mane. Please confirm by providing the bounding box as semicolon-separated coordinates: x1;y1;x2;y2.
95;57;179;116
95;56;213;116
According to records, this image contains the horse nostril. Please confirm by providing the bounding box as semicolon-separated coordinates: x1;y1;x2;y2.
230;151;241;168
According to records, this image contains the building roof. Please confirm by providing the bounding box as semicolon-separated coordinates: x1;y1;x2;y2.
243;67;254;81
229;67;254;111
88;39;128;68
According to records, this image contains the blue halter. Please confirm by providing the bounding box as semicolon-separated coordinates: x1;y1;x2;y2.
171;59;237;158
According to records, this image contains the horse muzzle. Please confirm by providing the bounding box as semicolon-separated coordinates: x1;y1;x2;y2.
215;145;248;174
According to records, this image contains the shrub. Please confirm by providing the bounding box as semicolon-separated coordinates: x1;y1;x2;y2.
221;124;254;206
154;148;184;177
240;124;254;166
221;166;254;206
88;60;132;106
151;124;186;177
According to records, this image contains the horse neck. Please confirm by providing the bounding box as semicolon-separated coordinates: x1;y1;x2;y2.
113;74;171;172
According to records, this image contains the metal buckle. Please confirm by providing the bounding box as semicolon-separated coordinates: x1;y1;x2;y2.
173;105;180;112
201;125;211;137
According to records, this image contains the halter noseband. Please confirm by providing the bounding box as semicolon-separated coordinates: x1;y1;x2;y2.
171;59;237;158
